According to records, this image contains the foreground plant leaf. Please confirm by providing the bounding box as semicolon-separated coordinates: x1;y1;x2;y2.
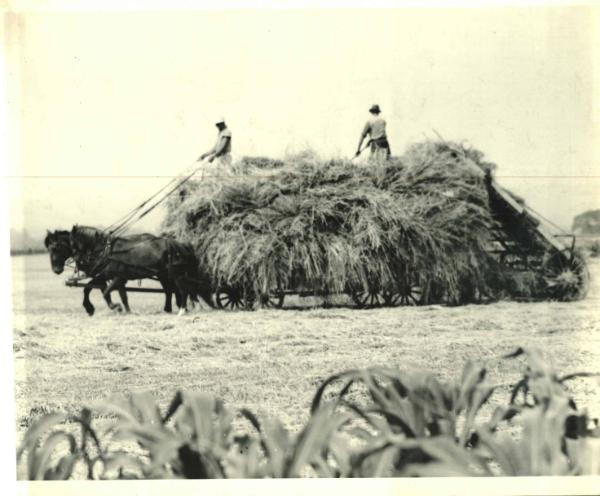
16;348;600;479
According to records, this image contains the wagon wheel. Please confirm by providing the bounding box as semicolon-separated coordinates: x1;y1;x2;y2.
259;288;285;309
384;280;424;306
216;286;245;310
351;288;386;309
542;249;590;302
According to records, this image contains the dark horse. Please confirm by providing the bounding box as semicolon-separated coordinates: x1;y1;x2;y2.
44;229;132;314
69;225;214;315
44;227;213;315
45;228;182;315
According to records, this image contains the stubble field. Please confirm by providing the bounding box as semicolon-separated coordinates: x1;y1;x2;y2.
11;254;600;436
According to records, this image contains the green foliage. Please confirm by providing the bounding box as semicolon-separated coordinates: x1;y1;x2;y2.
17;348;599;479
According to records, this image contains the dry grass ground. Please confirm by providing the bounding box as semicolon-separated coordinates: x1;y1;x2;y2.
11;255;600;438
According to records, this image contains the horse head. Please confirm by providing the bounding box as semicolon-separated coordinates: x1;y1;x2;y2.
44;229;72;274
70;225;108;268
70;225;89;258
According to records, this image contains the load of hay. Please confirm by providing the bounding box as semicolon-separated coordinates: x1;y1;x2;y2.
162;140;511;304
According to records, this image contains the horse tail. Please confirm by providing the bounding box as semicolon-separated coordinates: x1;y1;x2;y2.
168;240;213;307
184;244;215;307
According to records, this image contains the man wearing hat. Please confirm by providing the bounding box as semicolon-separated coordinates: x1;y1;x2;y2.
356;104;391;162
198;118;232;166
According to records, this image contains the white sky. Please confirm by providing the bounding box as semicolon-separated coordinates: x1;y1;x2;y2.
4;6;600;233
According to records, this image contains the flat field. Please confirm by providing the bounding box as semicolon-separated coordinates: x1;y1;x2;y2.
11;254;600;434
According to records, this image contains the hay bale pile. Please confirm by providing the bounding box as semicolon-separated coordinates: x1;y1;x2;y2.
162;141;505;304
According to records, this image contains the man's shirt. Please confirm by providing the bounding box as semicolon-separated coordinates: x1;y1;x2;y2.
361;116;387;141
215;128;232;155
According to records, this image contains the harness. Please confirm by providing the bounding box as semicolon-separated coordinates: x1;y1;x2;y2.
71;230;191;283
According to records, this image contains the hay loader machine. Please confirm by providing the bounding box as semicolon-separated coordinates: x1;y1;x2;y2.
483;175;589;303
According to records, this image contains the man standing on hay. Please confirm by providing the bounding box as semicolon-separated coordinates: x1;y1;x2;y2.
198;118;233;168
356;104;391;162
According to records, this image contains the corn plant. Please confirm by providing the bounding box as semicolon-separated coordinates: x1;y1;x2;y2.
310;347;600;476
16;408;102;480
310;360;501;476
469;347;600;476
16;347;600;479
232;403;355;477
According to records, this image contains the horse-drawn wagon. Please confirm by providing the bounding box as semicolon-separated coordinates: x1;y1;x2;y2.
55;142;590;312
187;171;590;311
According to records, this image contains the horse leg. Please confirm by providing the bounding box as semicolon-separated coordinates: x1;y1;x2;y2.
188;290;197;310
117;284;131;313
172;274;191;316
164;289;173;313
164;249;183;311
159;277;174;313
177;284;189;317
82;277;108;316
166;280;184;312
103;277;125;312
83;284;95;316
181;277;197;310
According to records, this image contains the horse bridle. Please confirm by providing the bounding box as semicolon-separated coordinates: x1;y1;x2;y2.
47;238;78;273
